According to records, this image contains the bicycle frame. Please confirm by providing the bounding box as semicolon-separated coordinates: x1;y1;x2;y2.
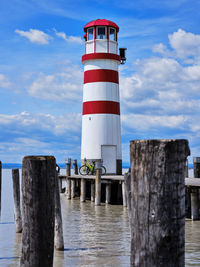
86;161;95;173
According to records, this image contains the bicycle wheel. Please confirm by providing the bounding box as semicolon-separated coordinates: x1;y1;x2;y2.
93;166;106;175
79;165;90;175
101;166;106;175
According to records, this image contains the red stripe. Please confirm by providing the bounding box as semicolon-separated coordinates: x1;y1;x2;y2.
82;53;121;63
83;101;120;115
84;69;118;84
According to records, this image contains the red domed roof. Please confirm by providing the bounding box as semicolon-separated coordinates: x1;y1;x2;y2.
84;19;119;32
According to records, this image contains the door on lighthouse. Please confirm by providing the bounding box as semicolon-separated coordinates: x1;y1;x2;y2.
101;145;116;174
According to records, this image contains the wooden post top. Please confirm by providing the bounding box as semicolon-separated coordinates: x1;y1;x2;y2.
23;156;55;161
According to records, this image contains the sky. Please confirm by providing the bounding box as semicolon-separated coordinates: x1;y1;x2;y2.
0;0;200;164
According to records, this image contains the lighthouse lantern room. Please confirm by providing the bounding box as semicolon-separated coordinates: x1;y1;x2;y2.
81;19;123;174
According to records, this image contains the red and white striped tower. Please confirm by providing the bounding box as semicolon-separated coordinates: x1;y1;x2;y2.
81;19;122;174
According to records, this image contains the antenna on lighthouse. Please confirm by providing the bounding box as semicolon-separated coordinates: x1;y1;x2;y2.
119;48;127;64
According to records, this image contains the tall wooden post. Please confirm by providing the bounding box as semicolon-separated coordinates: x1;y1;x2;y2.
65;158;71;199
129;139;190;267
20;156;56;267
12;169;22;233
95;162;101;206
54;171;64;250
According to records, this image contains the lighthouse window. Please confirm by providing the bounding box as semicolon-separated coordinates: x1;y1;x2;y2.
97;27;106;39
109;28;116;41
87;28;94;40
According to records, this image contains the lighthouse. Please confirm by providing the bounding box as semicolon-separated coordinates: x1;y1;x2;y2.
81;19;124;174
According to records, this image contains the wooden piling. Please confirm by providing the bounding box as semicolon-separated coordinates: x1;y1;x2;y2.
12;169;22;233
71;160;78;198
191;157;200;220
193;157;200;177
80;178;86;202
105;183;111;204
124;171;131;212
54;171;64;250
129;139;190;267
191;188;199;220
65;158;71;199
122;181;127;207
91;181;95;202
73;159;78;174
20;156;56;267
95;162;102;206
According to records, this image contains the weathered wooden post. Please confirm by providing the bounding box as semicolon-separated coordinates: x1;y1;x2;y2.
129;139;190;267
80;178;86;202
91;181;95;202
12;169;22;233
71;160;78;198
193;157;200;178
95;162;102;206
105;183;111;204
54;170;64;250
191;157;200;220
65;158;71;199
122;181;127;207
56;164;62;193
124;171;131;212
73;159;78;174
20;156;56;267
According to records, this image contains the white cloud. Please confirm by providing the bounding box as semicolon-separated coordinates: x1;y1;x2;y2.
55;30;83;44
0;111;81;135
15;29;52;44
28;65;83;102
119;29;200;158
168;29;200;62
0;74;11;88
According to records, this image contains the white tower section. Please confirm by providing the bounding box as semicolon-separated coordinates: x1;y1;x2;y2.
81;19;122;174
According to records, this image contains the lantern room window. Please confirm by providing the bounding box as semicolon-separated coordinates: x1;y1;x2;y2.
109;28;116;41
97;27;106;39
87;28;94;40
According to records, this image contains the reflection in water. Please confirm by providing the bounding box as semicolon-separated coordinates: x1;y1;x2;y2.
185;220;200;266
1;170;200;267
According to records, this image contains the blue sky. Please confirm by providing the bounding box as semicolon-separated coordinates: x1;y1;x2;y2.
0;0;200;164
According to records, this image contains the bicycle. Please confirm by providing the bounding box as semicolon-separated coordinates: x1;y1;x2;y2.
79;159;106;175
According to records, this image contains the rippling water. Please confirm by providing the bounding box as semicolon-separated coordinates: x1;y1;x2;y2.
0;169;199;267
